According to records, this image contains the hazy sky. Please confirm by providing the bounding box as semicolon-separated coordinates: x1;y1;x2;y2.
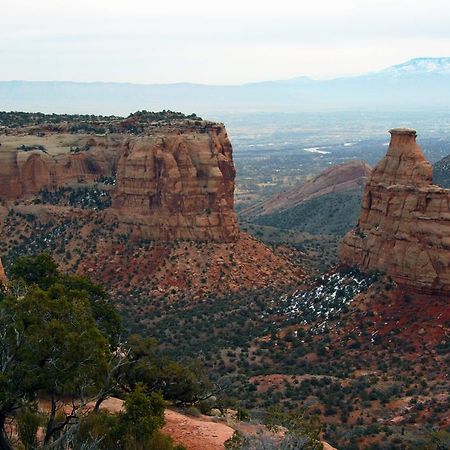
2;0;450;84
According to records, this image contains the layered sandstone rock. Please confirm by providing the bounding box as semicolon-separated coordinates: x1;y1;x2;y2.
241;160;372;218
0;118;239;242
112;122;238;241
0;136;120;200
340;128;450;293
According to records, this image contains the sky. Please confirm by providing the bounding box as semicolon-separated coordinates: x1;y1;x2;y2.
2;0;450;85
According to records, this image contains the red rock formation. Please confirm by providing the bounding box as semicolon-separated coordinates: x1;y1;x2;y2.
113;123;238;241
0;114;298;300
340;128;450;293
241;160;372;218
0;119;238;242
0;138;120;200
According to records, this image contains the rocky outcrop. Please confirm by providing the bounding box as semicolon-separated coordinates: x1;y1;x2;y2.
0;118;239;242
0;113;300;301
113;123;238;241
0;136;120;200
241;160;372;218
340;128;450;293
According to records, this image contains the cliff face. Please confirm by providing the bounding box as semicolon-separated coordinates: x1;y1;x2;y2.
340;129;450;293
113;123;238;241
242;160;372;218
0;137;120;200
0;119;239;243
0;113;301;300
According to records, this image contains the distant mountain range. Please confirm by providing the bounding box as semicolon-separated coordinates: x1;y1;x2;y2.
1;57;450;115
382;57;450;75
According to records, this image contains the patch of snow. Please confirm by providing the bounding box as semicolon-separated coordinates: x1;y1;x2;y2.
267;268;379;335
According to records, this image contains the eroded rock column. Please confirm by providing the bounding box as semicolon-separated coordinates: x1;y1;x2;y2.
340;128;450;293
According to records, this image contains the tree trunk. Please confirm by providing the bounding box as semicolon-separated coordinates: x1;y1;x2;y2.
44;388;57;445
93;394;106;413
0;415;12;450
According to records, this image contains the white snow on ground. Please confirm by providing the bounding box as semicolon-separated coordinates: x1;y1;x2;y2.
268;268;379;334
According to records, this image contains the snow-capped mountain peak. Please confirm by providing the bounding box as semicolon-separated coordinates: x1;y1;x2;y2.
383;57;450;75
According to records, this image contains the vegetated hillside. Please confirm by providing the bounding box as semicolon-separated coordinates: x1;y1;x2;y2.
239;162;368;272
0;254;326;450
239;188;363;271
0;254;199;450
124;266;450;450
241;160;371;219
0;206;302;304
240;223;341;273
433;154;450;188
251;188;363;237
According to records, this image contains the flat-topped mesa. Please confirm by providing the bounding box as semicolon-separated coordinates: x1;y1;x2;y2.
0;112;239;243
112;122;239;242
340;128;450;294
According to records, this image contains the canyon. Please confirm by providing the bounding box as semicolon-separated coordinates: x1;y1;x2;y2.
0;112;300;299
1;113;449;449
340;128;450;293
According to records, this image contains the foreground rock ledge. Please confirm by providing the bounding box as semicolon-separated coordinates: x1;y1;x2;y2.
340;128;450;293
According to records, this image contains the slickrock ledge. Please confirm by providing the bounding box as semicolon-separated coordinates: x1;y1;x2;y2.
340;128;450;293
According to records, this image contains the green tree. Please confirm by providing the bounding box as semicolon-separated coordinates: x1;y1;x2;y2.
16;408;41;450
77;385;177;450
0;255;197;449
118;384;165;447
0;255;121;449
125;334;212;405
226;408;323;450
9;253;58;289
420;431;450;450
57;273;122;344
0;285;109;448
